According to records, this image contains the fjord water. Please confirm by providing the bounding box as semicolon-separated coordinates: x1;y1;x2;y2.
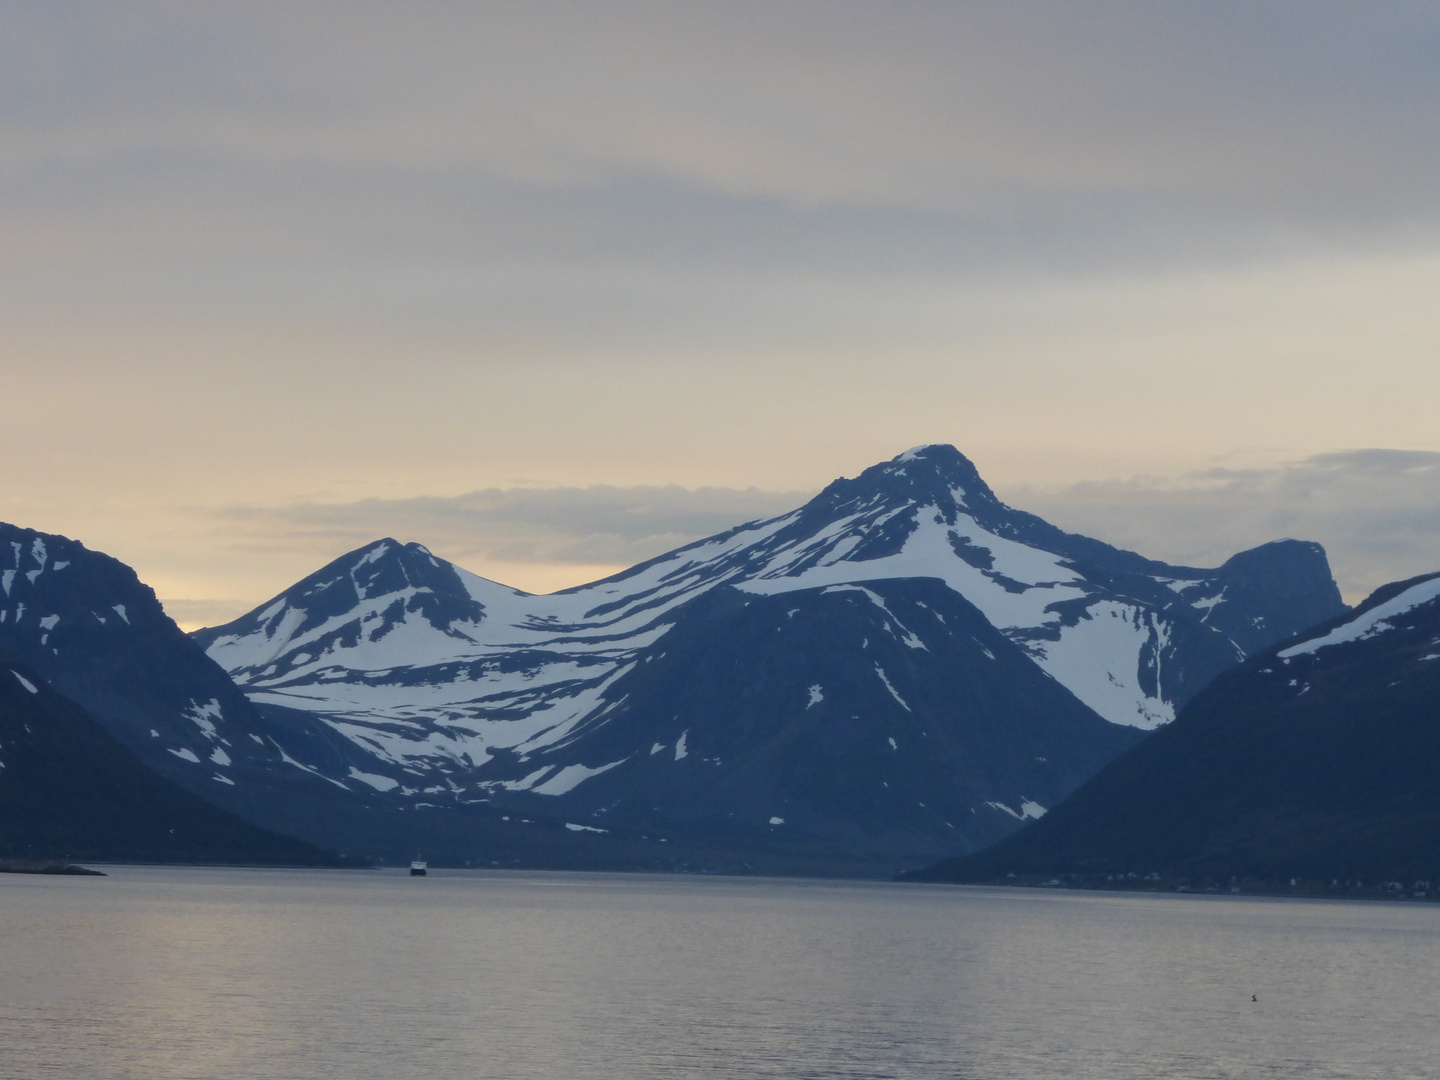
2;869;1437;1079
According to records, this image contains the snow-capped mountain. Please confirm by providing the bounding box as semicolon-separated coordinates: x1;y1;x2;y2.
192;445;1346;865
910;569;1440;887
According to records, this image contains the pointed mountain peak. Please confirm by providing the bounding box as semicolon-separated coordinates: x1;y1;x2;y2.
886;443;991;488
805;444;1003;521
345;537;442;574
197;526;542;655
341;539;523;596
895;443;971;465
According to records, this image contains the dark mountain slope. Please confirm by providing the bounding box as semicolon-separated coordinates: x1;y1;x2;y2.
502;578;1145;861
905;572;1440;886
0;654;352;864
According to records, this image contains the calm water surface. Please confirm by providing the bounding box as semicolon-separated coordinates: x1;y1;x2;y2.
1;867;1437;1079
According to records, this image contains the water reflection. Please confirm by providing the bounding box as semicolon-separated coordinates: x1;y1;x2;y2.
1;868;1438;1079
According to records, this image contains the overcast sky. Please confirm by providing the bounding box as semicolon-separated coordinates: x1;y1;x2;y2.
6;2;1440;626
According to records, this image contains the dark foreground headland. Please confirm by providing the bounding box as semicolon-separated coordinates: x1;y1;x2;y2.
902;573;1440;896
0;858;105;876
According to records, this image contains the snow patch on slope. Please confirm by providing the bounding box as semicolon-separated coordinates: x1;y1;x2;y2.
987;799;1047;820
348;766;399;792
1280;576;1440;658
531;759;626;796
874;664;911;711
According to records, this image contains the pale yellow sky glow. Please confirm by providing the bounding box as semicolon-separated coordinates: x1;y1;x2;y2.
5;3;1440;627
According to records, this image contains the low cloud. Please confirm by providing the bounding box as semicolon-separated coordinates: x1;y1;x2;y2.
1015;450;1440;604
185;451;1440;624
206;484;812;575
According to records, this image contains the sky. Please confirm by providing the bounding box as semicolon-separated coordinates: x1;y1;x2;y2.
5;2;1440;627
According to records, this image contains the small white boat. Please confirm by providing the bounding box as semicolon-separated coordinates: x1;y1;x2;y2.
409;858;428;877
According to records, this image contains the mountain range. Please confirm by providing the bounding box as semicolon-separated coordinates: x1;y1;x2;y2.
190;445;1345;868
0;446;1348;871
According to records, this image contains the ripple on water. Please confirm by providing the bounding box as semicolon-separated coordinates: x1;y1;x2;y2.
1;868;1438;1080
